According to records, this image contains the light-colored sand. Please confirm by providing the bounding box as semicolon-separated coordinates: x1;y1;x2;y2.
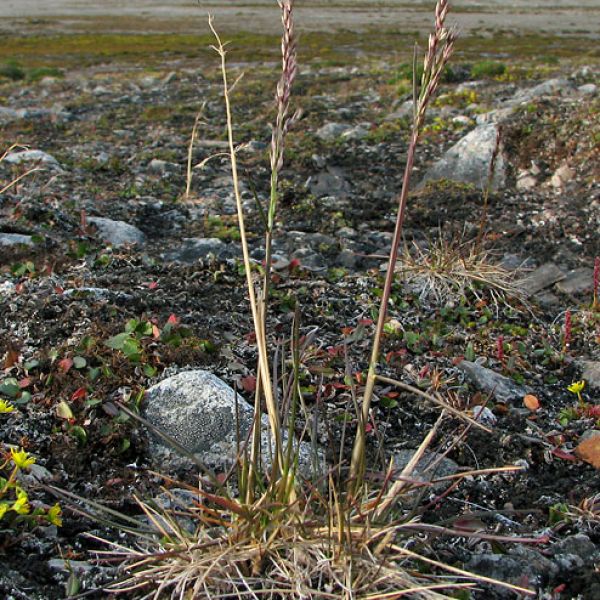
0;1;598;37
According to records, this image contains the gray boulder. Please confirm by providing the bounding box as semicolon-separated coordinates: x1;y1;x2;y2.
420;123;505;190
457;360;527;404
143;370;319;477
88;216;145;247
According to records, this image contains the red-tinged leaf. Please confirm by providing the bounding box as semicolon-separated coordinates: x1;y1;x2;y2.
167;313;179;325
216;473;228;485
553;584;567;595
551;448;577;462
147;281;159;290
245;331;257;344
58;358;73;373
71;387;87;402
332;381;350;390
288;258;301;271
358;318;373;326
341;326;353;336
104;478;124;487
364;423;374;434
54;286;64;294
452;356;465;365
18;378;31;389
386;391;400;399
419;365;430;378
15;282;25;294
354;372;364;384
152;324;161;339
240;376;256;393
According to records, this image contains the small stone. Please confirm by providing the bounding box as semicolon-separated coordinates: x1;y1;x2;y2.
88;217;146;247
147;158;179;174
384;100;414;121
550;163;576;189
392;450;459;492
316;122;353;141
580;361;600;390
555;268;593;295
516;170;537;191
550;534;598;563
307;167;351;198
457;360;528;403
0;233;34;246
578;83;597;96
517;263;565;296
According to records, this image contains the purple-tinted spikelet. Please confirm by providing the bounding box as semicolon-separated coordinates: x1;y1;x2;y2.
271;0;300;174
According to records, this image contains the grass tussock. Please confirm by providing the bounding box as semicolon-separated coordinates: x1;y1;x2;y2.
396;236;525;307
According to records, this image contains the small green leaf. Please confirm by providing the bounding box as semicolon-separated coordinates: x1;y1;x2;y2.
69;426;87;446
120;438;131;453
73;356;87;369
380;397;398;409
143;364;157;377
24;360;40;371
105;332;131;350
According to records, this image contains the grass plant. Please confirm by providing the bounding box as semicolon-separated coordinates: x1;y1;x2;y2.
49;2;544;598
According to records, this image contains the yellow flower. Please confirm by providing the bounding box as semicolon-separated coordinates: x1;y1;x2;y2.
47;503;62;527
10;448;35;470
0;399;14;414
11;491;30;515
567;380;585;395
0;503;8;520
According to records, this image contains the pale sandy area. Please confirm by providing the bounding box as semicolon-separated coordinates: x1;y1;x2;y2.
0;1;598;37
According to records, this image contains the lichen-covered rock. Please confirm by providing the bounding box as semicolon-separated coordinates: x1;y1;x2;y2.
420;123;505;190
88;216;145;247
143;370;320;477
457;360;527;403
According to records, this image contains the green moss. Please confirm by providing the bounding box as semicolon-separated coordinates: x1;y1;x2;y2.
470;60;506;79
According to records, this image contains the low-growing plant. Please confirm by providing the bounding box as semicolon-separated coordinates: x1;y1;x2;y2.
470;59;507;79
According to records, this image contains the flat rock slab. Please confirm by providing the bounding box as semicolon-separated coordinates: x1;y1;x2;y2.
457;360;527;404
420;123;505;191
88;216;145;247
393;450;459;492
555;268;594;295
518;262;565;296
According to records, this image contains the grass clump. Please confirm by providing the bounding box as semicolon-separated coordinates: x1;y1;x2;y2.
0;60;25;81
470;59;507;79
52;2;539;599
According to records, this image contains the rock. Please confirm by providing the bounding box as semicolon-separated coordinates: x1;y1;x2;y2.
580;361;600;390
88;217;146;247
517;263;565;296
142;370;319;477
3;149;61;169
0;233;34;246
17;463;54;486
554;268;593;295
467;546;558;597
475;107;515;125
307;167;351;198
290;247;327;272
549;534;598;563
47;559;96;575
316;122;353;141
392;449;459;492
340;123;370;141
507;78;575;105
163;237;237;263
0;107;19;122
420;124;505;191
62;287;133;302
516;170;537;191
577;430;600;444
550;163;576;189
147;158;179;174
384;100;414;121
457;360;527;404
577;83;597;96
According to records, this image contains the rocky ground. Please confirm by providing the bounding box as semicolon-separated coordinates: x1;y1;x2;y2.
0;26;599;599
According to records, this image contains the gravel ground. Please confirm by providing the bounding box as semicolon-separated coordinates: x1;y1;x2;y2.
0;0;598;36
